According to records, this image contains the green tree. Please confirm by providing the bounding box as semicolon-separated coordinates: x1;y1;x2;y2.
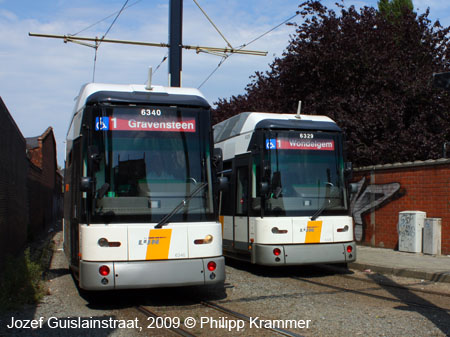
213;1;450;166
378;0;414;19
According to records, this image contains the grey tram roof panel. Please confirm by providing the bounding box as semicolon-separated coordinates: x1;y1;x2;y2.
213;112;340;144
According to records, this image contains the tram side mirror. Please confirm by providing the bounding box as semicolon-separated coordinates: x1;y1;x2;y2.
263;162;271;178
349;183;359;195
80;177;93;192
213;148;223;173
344;162;353;179
88;145;101;172
216;176;229;191
259;182;269;196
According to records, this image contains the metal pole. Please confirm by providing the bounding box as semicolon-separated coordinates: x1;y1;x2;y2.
169;0;183;87
28;33;267;56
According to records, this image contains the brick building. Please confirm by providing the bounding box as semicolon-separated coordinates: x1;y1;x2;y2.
0;98;28;268
351;159;450;255
26;127;63;238
0;96;63;271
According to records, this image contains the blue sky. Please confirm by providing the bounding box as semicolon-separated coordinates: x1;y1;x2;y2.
1;0;450;166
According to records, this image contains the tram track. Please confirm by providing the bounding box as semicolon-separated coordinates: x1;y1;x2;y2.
318;264;450;298
291;274;450;313
136;299;305;337
200;300;305;337
130;264;449;336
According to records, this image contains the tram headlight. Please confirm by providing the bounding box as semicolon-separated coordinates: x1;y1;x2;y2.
98;238;109;247
98;238;121;247
194;234;213;244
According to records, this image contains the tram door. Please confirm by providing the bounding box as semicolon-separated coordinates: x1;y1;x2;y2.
233;157;250;251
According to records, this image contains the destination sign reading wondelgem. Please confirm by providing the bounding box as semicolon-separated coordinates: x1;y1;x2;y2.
267;137;335;151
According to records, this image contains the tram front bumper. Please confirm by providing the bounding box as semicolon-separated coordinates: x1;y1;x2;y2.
251;242;356;266
79;256;225;290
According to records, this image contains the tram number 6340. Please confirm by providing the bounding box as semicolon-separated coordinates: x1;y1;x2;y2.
141;109;162;116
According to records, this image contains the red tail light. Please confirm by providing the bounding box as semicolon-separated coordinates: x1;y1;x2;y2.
347;245;353;253
99;265;110;276
273;248;281;256
207;261;216;271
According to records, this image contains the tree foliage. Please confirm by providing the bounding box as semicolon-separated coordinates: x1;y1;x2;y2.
378;0;414;20
212;0;450;166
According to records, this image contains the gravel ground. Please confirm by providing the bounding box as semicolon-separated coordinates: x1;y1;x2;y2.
1;227;449;337
220;260;450;336
0;228;143;337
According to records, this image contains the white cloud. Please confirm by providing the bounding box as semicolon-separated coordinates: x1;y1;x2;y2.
0;9;18;21
0;0;308;166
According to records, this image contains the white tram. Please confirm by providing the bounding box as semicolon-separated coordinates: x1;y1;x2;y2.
214;112;356;266
63;82;224;290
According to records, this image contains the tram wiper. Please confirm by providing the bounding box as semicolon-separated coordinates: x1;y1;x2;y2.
310;182;332;221
155;182;208;229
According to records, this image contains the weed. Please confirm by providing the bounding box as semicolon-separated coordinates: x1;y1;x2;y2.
0;248;47;313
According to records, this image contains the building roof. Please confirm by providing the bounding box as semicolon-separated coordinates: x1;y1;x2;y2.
25;127;54;150
0;97;25;140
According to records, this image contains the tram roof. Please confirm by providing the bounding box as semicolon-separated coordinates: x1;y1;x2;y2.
74;83;210;113
213;112;341;143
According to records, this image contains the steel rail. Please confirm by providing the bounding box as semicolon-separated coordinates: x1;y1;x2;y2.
291;276;450;313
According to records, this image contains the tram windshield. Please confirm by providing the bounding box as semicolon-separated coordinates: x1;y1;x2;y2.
88;105;214;223
256;130;348;217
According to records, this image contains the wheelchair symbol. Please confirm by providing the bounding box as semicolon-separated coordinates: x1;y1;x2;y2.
95;117;109;131
266;139;277;150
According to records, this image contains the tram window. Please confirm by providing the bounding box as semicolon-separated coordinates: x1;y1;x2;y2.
236;167;248;215
67;150;73;167
219;173;233;215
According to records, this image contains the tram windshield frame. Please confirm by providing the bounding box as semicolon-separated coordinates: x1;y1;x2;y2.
83;104;215;224
253;129;349;217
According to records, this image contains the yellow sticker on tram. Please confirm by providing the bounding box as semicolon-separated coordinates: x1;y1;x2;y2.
305;221;323;243
219;215;224;234
145;229;172;260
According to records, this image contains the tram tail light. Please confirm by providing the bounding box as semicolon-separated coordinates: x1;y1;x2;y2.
207;261;216;271
99;265;110;276
273;248;282;256
347;245;353;253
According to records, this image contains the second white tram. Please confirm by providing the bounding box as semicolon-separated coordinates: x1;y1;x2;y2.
214;112;356;266
63;82;225;290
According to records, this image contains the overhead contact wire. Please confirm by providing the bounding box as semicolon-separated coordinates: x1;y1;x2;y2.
198;10;301;88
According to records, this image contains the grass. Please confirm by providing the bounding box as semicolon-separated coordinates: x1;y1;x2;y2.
0;245;51;313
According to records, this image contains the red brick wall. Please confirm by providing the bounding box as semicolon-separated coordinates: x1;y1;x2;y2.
352;159;450;255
